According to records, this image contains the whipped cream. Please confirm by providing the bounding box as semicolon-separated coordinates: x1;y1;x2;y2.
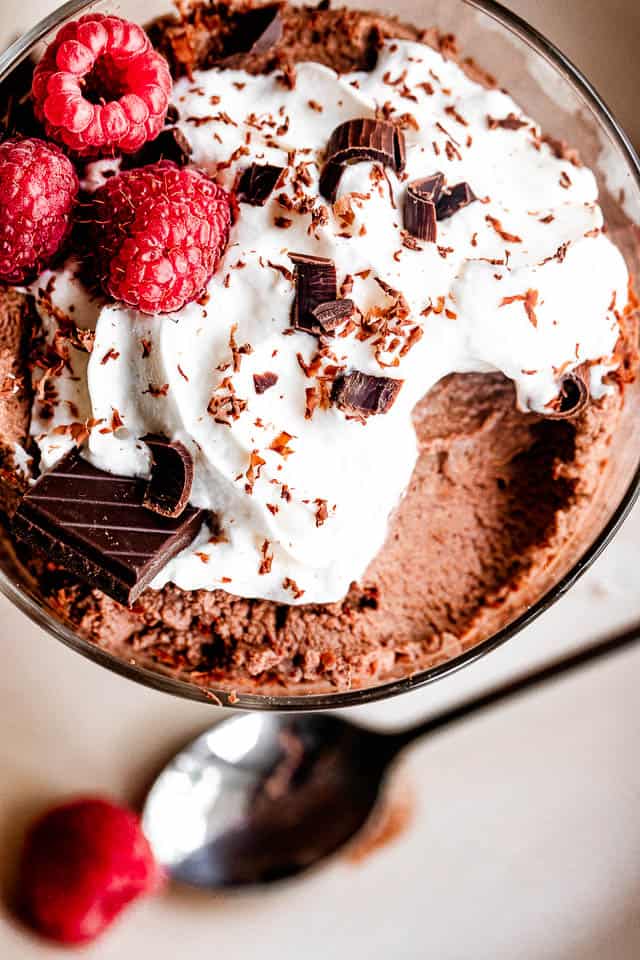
30;40;629;605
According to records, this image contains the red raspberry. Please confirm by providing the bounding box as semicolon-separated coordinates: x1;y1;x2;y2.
90;161;232;314
18;797;163;945
0;137;78;283
32;14;172;156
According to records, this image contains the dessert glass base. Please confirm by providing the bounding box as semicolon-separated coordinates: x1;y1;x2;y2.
0;0;639;709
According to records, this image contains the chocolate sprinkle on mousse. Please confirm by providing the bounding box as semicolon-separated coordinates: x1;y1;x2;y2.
142;435;194;519
237;163;285;206
332;370;403;416
320;118;406;201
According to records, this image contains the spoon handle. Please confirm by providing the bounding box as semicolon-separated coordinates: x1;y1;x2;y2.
389;623;640;751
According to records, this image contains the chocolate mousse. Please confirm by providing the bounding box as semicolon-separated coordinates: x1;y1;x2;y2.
0;1;637;696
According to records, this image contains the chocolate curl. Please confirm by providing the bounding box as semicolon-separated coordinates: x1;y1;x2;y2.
143;435;194;518
545;370;590;419
319;118;406;202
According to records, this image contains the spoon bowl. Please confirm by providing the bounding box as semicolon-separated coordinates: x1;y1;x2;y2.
142;713;397;888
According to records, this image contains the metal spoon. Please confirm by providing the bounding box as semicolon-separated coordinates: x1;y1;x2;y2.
142;624;640;889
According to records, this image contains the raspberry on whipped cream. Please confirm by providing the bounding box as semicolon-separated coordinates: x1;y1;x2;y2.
29;37;630;607
89;161;232;314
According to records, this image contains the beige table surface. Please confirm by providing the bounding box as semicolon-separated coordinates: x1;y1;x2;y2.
1;2;640;958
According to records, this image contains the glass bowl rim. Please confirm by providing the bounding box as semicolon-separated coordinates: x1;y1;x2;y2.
1;0;639;711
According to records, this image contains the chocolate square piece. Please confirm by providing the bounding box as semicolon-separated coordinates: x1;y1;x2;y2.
12;450;205;606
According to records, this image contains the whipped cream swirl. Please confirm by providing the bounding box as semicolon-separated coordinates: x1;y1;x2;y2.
30;40;629;604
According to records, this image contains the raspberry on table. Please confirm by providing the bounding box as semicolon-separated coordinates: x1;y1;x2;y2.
89;161;232;314
0;137;78;283
18;796;163;945
31;13;172;156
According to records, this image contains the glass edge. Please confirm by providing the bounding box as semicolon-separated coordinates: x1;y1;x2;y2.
0;0;96;84
0;0;638;711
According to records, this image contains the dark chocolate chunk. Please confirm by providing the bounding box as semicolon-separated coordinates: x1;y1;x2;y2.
409;172;445;204
165;104;180;125
289;252;337;332
12;449;204;607
545;371;590;419
320;118;406;201
404;184;437;243
143;435;194;518
310;299;355;333
436;181;476;221
125;126;192;168
318;160;345;203
237;163;285;206
253;371;279;394
331;371;403;416
218;5;283;63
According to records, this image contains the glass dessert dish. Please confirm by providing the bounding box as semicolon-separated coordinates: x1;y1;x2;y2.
0;0;639;710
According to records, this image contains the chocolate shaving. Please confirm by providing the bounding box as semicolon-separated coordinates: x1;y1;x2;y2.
320;118;405;202
436;181;476;220
12;449;204;607
253;371;278;394
309;298;355;333
487;113;527;130
545;371;590;419
142;435;194;519
332;370;403;416
404;182;437;242
289;252;337;332
237;163;285;206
